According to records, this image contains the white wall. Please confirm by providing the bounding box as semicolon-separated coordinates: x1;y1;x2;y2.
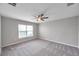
78;16;79;48
39;16;78;47
1;16;38;47
0;16;1;55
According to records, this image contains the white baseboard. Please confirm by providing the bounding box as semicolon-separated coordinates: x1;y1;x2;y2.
39;38;78;48
2;38;79;49
2;38;36;47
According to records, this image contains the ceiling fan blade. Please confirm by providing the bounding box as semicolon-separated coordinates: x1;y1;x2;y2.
43;17;48;19
40;14;44;16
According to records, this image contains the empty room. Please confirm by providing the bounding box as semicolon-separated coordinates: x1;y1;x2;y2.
0;3;79;56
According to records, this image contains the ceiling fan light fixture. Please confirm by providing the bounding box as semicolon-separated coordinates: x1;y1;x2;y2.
37;18;44;23
37;17;41;21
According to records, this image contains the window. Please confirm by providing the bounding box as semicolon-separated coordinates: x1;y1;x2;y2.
27;25;33;37
18;24;27;38
18;24;33;38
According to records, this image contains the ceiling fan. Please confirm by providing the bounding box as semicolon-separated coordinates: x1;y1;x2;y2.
35;13;48;21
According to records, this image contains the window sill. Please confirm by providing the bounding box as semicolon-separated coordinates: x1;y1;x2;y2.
19;36;33;39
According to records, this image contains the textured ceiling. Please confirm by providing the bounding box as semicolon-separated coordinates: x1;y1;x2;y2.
0;3;79;23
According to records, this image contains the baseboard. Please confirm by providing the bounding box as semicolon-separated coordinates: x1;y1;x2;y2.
2;38;37;48
2;38;78;49
39;38;78;48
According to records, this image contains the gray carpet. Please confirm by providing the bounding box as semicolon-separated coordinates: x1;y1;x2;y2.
1;39;79;56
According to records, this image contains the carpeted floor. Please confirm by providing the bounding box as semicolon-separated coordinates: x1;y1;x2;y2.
1;39;79;56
